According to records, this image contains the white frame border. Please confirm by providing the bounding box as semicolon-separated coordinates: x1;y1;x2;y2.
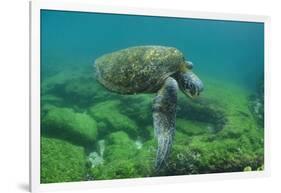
30;0;271;192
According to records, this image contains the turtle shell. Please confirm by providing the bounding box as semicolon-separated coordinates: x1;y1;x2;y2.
95;46;185;94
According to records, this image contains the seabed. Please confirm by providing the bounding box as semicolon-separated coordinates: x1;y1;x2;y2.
40;68;264;183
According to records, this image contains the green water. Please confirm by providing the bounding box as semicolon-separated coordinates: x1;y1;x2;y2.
40;10;264;183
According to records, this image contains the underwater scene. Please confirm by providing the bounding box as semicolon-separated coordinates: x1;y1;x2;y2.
40;10;264;183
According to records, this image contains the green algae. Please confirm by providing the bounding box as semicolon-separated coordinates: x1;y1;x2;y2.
176;119;214;136
40;71;264;182
89;131;140;179
133;139;156;177
41;137;86;183
88;101;138;137
90;160;139;180
42;107;98;147
104;131;138;161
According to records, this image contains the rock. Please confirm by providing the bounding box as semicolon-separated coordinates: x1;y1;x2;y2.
163;143;201;175
176;118;213;136
90;160;138;180
41;70;82;95
42;107;98;147
61;76;98;107
243;166;252;171
104;131;138;162
119;94;152;126
41;137;86;183
257;165;264;171
88;101;138;137
89;131;140;179
133;139;156;177
41;94;63;106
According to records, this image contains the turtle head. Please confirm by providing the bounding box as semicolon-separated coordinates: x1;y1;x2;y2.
177;70;204;98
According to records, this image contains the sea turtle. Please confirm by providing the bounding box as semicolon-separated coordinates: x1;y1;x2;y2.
94;45;204;171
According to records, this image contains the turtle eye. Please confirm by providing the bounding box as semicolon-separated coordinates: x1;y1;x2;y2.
186;82;194;90
189;84;194;90
187;82;197;95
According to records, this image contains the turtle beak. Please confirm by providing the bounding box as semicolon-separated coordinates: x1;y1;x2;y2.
185;80;204;98
185;91;195;98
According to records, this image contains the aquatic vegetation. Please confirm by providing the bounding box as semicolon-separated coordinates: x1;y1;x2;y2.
88;101;138;137
188;137;262;173
177;96;227;132
119;94;153;127
244;166;252;171
41;94;63;106
61;76;97;106
41;69;82;94
40;71;264;181
86;140;106;173
104;131;138;161
155;78;264;175
257;165;264;171
41;137;86;183
248;77;264;127
164;144;201;175
176;119;214;136
57;75;114;108
90;159;139;180
42;106;98;147
89;131;140;179
133;140;157;176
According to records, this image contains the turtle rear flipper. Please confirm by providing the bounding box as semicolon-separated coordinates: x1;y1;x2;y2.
152;77;178;171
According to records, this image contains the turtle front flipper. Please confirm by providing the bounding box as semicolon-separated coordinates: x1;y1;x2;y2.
153;77;178;171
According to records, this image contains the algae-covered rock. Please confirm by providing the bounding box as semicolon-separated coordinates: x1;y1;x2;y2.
41;94;63;106
257;165;264;171
41;137;86;183
119;94;152;125
40;68;264;179
104;131;138;162
90;133;156;180
90;160;139;180
88;101;138;137
176;118;213;136
62;77;97;106
248;77;264;128
159;78;264;175
41;95;64;118
41;70;82;95
42;107;98;146
243;166;252;171
60;76;111;107
89;131;140;179
187;136;262;173
41;70;111;108
249;98;264;126
133;139;156;177
177;96;227;133
164;144;201;175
